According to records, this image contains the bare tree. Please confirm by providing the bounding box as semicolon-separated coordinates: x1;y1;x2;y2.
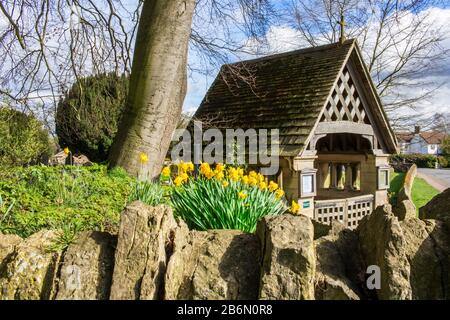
284;0;449;129
109;0;274;178
0;0;142;132
0;0;274;177
0;0;273;133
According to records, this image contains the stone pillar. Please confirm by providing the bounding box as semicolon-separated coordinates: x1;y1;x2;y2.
337;164;346;190
320;162;331;189
345;163;353;190
352;163;361;191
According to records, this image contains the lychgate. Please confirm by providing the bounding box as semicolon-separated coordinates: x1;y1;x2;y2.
192;39;398;229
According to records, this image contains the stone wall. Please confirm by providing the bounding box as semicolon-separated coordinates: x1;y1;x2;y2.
0;196;449;300
393;164;418;221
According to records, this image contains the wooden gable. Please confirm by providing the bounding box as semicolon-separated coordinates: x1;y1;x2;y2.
320;66;371;125
304;44;398;155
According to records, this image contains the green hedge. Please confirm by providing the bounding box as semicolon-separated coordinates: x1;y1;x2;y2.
56;73;129;162
0;107;54;167
390;154;449;168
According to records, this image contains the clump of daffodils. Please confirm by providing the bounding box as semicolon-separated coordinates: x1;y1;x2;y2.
167;162;288;233
164;162;285;198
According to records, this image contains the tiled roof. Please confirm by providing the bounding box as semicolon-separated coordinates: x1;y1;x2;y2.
193;40;355;156
194;40;396;156
396;132;414;143
396;131;446;145
420;131;447;145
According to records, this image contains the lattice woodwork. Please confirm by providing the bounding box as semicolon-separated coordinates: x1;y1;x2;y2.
320;67;371;125
315;195;374;230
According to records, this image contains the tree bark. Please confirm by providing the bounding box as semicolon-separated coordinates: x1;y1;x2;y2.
108;0;195;179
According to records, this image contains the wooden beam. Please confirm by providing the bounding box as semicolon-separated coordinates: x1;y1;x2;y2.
315;121;374;136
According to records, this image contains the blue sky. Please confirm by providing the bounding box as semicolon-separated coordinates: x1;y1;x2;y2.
182;1;450;123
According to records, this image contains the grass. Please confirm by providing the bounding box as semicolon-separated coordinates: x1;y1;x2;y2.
411;177;440;210
389;171;440;213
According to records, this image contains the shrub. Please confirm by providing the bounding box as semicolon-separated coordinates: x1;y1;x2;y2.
56;73;129;162
0;165;133;237
437;155;449;168
0;107;54;167
168;162;288;233
128;180;168;206
390;154;437;169
442;136;450;155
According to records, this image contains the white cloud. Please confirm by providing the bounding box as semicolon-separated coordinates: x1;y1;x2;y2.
184;6;450;121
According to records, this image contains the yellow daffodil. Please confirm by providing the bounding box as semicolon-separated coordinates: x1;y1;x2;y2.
228;168;240;182
215;163;225;172
275;189;285;199
258;173;265;183
259;181;267;191
187;162;195;172
249;171;257;178
179;172;189;183
178;161;189;173
174;176;184;187
161;166;171;177
139;152;149;164
178;161;194;173
64;147;70;155
241;175;249;185
269;181;279;192
200;162;212;176
290;201;300;214
215;170;225;181
237;168;244;177
222;181;229;188
248;176;258;187
238;191;247;200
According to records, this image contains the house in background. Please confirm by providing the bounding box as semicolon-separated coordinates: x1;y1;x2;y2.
397;126;447;155
193;39;398;229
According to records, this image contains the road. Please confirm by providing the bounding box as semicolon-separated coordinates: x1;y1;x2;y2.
417;168;450;192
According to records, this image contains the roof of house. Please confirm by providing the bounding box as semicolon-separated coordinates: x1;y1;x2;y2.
193;39;397;156
396;132;414;143
396;131;446;145
420;131;447;144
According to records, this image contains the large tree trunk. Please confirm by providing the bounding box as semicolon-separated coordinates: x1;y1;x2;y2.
108;0;195;179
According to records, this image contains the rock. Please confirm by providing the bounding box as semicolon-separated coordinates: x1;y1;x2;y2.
397;164;417;203
48;150;67;166
73;155;93;166
0;234;22;272
109;202;183;300
314;221;364;300
48;151;93;166
257;214;315;300
419;188;450;228
399;218;450;299
55;231;116;300
358;204;412;300
165;230;260;300
312;220;331;240
393;199;417;221
0;230;60;300
390;165;417;221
